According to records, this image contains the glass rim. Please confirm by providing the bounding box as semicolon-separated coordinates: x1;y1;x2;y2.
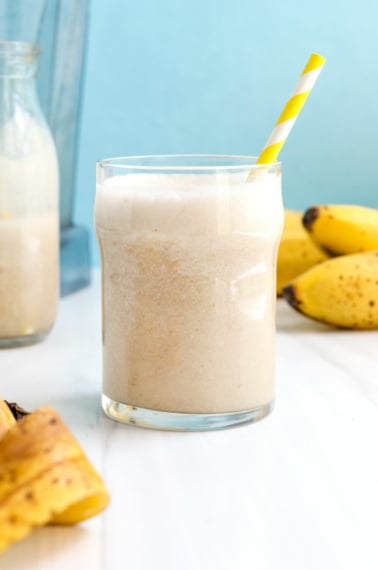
97;154;281;172
0;40;41;57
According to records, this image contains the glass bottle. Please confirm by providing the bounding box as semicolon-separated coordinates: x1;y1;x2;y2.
0;0;91;297
0;40;59;347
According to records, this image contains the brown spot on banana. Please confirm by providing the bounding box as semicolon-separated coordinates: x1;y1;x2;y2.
4;401;30;421
281;284;302;311
302;207;320;231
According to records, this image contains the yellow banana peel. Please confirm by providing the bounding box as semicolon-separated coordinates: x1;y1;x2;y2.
0;404;110;554
282;209;304;233
303;204;378;255
0;400;16;439
277;210;329;295
282;251;378;329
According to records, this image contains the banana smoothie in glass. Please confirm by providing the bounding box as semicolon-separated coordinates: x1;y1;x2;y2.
95;155;283;430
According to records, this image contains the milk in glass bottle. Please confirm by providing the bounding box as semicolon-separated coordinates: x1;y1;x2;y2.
0;41;59;347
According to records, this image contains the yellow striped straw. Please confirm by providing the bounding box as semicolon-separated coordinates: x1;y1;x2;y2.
256;53;326;165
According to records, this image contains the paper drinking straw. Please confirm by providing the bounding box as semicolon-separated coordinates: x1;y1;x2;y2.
256;53;326;165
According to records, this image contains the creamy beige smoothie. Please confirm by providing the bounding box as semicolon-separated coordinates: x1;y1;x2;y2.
0;215;59;339
0;117;59;345
95;166;283;417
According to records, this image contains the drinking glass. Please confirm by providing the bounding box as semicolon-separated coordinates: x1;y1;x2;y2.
95;155;283;430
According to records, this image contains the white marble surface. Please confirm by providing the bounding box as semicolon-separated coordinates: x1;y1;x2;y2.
1;270;378;570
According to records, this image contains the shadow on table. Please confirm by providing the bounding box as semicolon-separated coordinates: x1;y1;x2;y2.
0;526;91;569
55;391;101;422
276;299;337;335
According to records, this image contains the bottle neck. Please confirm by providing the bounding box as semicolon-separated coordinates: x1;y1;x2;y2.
0;43;50;163
0;41;39;81
0;74;41;122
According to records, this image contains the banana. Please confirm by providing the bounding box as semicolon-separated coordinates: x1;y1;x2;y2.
282;209;304;232
0;405;110;553
277;210;329;295
282;251;378;329
0;400;16;439
302;204;378;254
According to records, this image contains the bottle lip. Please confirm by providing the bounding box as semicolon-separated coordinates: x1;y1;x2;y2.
0;41;40;78
0;40;41;58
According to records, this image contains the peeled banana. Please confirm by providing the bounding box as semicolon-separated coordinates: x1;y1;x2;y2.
0;403;110;553
303;204;378;254
277;210;329;295
282;251;378;329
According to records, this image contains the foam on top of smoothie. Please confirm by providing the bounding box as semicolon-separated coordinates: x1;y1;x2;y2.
95;171;282;235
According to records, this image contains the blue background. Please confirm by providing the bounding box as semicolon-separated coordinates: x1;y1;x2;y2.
75;0;378;265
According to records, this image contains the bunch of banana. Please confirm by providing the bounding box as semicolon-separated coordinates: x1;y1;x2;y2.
281;204;378;329
276;209;329;295
0;399;110;553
